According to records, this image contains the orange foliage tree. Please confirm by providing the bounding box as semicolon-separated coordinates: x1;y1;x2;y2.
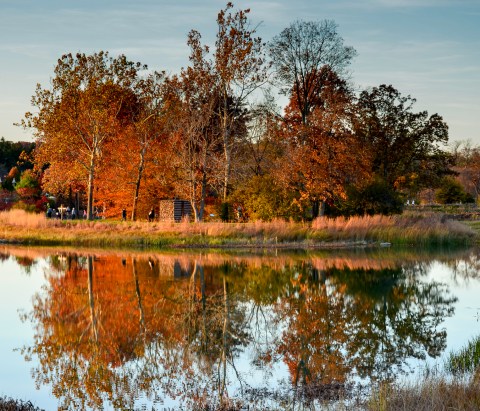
182;3;269;202
23;52;145;219
95;71;174;220
277;68;370;217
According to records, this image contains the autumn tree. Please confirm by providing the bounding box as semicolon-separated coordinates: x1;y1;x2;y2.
269;20;356;128
355;84;451;195
451;140;480;203
169;31;224;222
129;72;173;220
23;52;145;219
268;21;361;217
277;68;369;218
95;71;172;220
14;169;46;212
230;96;300;220
1;166;20;191
0;138;35;178
185;3;269;203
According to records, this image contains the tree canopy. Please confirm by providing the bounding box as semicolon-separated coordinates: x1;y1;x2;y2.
18;4;456;221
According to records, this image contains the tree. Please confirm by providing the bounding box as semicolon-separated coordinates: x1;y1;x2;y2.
186;3;269;202
23;52;145;219
128;72;172;221
1;166;20;191
451;140;480;203
0;138;35;178
355;84;451;194
268;21;360;217
170;33;224;222
14;169;47;212
95;71;172;221
276;68;369;218
334;179;404;217
435;177;473;204
269;20;356;127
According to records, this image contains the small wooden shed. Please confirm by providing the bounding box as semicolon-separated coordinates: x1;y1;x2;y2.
158;199;192;222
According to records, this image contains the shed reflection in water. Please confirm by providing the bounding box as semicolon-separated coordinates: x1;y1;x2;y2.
19;250;461;409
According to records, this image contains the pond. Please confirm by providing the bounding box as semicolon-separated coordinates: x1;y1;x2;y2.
1;245;480;410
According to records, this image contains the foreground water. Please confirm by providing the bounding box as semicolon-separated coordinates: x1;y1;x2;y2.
1;245;479;410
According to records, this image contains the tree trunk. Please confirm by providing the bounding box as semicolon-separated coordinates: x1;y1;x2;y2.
312;199;319;219
87;152;96;220
222;91;231;202
132;145;146;221
133;258;146;334
199;264;208;352
87;256;98;342
199;170;207;221
223;147;231;201
219;275;229;399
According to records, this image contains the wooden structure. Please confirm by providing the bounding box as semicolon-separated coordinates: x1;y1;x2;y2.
158;199;192;222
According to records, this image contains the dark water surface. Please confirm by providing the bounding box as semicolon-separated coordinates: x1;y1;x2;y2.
1;245;480;410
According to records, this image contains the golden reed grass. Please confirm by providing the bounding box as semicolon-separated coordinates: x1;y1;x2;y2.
0;209;50;228
367;374;480;411
0;209;476;246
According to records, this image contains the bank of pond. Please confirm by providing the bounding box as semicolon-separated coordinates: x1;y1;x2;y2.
1;244;480;410
0;209;478;249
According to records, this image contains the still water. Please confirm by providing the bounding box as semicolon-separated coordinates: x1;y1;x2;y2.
1;245;479;410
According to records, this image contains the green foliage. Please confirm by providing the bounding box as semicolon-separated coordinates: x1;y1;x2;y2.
12;200;39;213
329;180;404;217
445;335;480;375
16;169;40;189
435;177;473;204
355;84;451;191
219;202;230;222
0;137;35;175
231;175;301;221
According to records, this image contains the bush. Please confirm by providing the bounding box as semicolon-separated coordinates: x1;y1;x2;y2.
329;180;404;217
230;175;303;221
435;177;472;204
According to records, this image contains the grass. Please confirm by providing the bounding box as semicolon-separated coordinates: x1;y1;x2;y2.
365;374;480;411
363;334;480;411
0;209;476;249
446;335;480;375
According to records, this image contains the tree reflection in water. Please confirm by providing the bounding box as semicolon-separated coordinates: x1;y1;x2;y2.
19;251;459;410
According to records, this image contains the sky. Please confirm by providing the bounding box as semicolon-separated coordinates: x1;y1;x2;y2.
1;0;479;144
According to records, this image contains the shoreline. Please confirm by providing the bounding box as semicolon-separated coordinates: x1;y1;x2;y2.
0;209;477;250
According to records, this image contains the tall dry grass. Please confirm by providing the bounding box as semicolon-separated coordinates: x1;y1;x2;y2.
0;209;476;248
0;209;51;228
311;212;475;244
366;374;480;411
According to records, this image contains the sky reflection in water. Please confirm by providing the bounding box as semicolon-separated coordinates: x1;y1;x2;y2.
1;246;480;410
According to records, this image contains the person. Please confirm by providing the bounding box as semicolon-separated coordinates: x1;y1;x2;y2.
83;209;87;219
122;209;127;221
148;208;155;222
71;207;76;219
46;207;52;218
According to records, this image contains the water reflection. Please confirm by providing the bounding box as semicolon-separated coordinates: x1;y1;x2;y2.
13;247;476;409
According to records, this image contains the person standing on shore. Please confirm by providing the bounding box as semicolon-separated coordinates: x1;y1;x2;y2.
148;208;155;222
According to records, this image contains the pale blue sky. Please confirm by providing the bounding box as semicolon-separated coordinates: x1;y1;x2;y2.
1;0;479;144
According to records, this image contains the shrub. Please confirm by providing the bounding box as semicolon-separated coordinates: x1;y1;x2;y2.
435;177;472;204
329;180;404;217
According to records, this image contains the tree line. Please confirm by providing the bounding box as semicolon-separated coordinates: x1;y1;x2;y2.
10;3;459;221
